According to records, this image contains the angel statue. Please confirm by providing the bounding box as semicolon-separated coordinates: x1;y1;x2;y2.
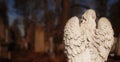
64;9;114;62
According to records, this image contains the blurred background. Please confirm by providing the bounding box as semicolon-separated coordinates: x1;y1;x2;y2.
0;0;120;62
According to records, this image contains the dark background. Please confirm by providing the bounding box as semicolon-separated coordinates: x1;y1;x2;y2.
0;0;120;62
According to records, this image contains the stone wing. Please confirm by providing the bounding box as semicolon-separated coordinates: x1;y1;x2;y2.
95;17;114;61
64;16;83;62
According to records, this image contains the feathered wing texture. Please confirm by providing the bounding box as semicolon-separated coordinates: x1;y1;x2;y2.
64;16;86;62
64;16;81;57
95;17;114;61
64;9;114;62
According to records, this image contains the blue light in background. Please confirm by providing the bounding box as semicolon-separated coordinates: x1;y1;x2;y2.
107;0;118;16
7;0;17;26
7;0;119;25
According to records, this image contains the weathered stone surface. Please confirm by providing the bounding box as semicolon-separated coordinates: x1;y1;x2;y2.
64;9;114;62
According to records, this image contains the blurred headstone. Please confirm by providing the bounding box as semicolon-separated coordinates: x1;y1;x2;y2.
34;23;45;52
